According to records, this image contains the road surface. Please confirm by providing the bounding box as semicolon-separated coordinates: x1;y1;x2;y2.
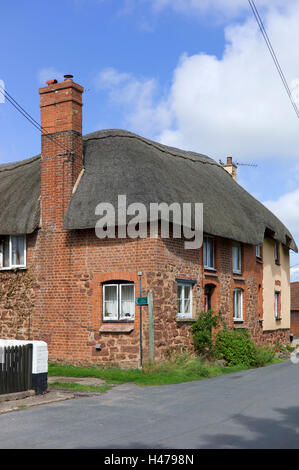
1;360;299;449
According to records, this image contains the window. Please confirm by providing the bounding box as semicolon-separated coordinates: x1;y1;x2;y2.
103;282;135;321
256;244;262;259
177;283;192;318
275;291;280;319
233;288;243;321
274;242;280;264
0;235;26;269
232;243;242;274
204;236;215;269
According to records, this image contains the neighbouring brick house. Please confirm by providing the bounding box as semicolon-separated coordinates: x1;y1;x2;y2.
291;282;299;337
0;76;297;367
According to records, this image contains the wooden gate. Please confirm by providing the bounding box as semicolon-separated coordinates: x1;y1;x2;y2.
0;344;33;395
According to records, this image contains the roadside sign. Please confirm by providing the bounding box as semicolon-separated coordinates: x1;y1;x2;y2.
136;297;148;306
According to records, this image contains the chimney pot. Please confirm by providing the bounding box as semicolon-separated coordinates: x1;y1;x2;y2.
46;79;58;86
227;156;232;165
64;74;74;81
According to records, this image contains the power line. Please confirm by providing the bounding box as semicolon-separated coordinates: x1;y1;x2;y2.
0;83;74;155
248;0;299;120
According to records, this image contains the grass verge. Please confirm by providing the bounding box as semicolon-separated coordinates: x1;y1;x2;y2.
48;354;283;387
49;382;111;393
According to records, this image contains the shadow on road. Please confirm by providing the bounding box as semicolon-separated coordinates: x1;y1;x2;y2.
199;405;299;449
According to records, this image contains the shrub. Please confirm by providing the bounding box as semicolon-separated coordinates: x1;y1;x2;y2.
215;328;257;366
191;310;221;357
254;345;275;367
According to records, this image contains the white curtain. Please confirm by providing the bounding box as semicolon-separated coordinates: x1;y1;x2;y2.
120;284;135;320
11;236;25;266
104;285;118;320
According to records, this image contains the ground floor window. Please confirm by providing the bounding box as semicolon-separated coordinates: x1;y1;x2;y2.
0;235;26;269
103;282;135;321
177;282;193;318
233;288;243;321
275;291;280;319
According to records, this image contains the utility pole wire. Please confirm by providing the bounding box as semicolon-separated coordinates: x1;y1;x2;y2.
0;84;74;155
248;0;299;120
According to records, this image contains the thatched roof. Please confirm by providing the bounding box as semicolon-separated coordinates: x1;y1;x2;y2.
0;129;297;252
0;155;40;235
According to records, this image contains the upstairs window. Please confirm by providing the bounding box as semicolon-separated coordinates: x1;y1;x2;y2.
204;236;215;270
177;282;193;318
233;288;243;321
232;243;242;274
103;282;135;321
0;235;26;269
256;244;262;259
274;242;280;264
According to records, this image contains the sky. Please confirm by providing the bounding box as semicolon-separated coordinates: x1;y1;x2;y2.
1;0;299;278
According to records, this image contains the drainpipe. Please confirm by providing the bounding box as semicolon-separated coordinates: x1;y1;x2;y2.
138;272;143;368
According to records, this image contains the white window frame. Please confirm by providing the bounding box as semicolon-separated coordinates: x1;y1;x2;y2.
177;282;193;318
256;244;262;258
275;291;280;319
233;288;243;321
0;235;26;270
204;236;215;270
232;243;242;274
102;282;135;322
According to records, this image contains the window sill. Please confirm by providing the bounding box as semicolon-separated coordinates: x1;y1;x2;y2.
204;267;216;272
234;324;248;329
204;270;218;278
233;276;245;281
0;266;27;272
233;319;244;323
176;317;196;323
275;317;282;321
275;261;280;266
99;323;134;333
256;258;263;264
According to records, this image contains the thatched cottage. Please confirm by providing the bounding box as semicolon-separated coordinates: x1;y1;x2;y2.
0;76;297;367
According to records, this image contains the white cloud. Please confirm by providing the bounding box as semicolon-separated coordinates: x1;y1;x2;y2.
37;67;64;85
95;67;172;136
95;3;299;166
97;4;299;163
264;189;299;241
158;4;299;160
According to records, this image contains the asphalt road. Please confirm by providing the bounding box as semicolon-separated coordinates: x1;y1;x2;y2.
1;360;299;449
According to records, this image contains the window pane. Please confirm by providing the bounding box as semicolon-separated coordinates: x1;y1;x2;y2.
184;285;191;313
11;236;25;266
1;236;10;267
177;284;183;300
233;289;242;319
233;244;241;272
204;237;214;268
104;285;118;319
203;239;207;266
275;292;279;317
256;245;261;258
120;284;135;320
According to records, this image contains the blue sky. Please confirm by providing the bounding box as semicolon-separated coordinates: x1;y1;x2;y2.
1;0;299;276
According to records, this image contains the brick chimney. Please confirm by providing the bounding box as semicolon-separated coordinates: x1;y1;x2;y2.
39;75;84;230
222;156;237;182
